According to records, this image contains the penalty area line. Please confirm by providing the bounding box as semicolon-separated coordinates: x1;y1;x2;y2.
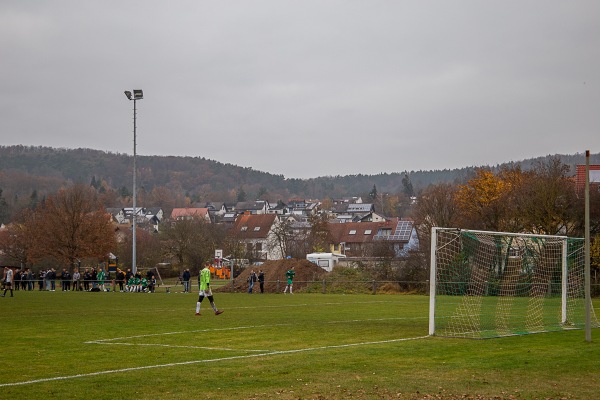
0;335;429;388
87;342;270;352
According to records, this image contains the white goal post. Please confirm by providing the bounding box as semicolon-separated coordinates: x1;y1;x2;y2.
429;227;599;338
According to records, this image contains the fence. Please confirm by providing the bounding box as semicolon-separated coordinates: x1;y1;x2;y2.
6;278;600;297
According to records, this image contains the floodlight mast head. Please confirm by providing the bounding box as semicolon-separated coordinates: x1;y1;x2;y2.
133;89;143;100
124;90;132;100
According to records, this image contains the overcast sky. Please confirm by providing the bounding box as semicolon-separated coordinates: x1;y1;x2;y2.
1;1;598;179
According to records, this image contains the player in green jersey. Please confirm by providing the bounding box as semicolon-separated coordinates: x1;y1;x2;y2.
283;266;295;294
126;276;135;292
195;262;224;316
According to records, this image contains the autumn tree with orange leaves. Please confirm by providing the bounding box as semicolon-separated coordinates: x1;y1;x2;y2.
455;167;528;232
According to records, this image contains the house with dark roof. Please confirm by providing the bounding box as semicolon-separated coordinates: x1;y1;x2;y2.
327;219;417;257
143;207;163;232
234;201;269;215
268;201;289;215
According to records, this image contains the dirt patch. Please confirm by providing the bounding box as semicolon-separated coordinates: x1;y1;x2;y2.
217;258;327;293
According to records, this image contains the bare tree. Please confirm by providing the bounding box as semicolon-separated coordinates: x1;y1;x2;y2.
413;182;461;248
307;213;334;253
161;217;225;273
518;158;579;235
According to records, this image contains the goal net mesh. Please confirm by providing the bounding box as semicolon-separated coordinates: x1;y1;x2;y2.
430;228;599;338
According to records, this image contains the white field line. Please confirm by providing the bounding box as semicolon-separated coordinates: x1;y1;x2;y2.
88;317;426;352
86;342;271;352
0;335;429;388
85;316;426;344
84;324;292;343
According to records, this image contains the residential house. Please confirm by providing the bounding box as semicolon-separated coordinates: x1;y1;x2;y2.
230;213;282;261
234;201;269;215
221;211;239;225
143;207;163;232
197;202;229;221
268;201;289;215
332;197;363;205
355;211;387;223
373;219;419;256
330;203;375;222
170;207;211;223
288;199;319;218
106;208;128;225
575;164;600;193
327;218;417;257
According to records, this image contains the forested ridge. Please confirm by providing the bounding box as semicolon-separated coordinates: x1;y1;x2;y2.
0;145;597;223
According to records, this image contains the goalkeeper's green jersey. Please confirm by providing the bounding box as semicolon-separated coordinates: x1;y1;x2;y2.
200;267;211;291
285;269;295;284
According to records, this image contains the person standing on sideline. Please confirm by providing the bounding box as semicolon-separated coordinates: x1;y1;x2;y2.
72;268;81;291
247;270;257;294
2;267;14;297
258;269;265;293
283;266;295;294
182;268;191;293
195;262;224;316
116;268;126;292
97;267;106;292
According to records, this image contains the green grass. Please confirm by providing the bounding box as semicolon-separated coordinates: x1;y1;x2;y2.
1;289;599;399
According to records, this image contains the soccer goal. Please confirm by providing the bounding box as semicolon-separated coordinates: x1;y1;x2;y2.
429;227;599;338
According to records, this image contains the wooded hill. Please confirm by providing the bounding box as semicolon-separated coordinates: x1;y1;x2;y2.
0;145;597;220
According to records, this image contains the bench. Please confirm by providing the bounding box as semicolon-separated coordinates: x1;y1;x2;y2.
159;285;174;293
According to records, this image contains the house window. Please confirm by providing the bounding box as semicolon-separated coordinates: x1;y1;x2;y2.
254;226;261;231
349;230;356;235
255;243;262;251
379;228;392;236
364;229;372;235
241;226;248;231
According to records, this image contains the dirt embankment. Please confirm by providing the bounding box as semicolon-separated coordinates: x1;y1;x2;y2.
218;258;327;293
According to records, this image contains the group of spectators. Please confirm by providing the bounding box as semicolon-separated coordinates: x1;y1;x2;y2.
2;266;158;293
6;267;109;292
121;268;157;293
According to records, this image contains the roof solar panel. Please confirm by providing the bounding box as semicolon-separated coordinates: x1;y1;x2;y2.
393;220;413;241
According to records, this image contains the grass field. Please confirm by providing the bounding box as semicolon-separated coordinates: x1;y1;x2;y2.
1;287;599;399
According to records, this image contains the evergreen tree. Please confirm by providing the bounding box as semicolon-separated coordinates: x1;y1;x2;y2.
369;184;378;201
29;190;39;209
236;187;247;202
0;189;9;224
402;172;414;197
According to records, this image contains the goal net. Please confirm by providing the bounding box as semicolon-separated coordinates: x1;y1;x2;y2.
429;227;599;338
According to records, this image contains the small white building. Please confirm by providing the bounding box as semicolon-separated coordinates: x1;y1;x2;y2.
306;252;346;272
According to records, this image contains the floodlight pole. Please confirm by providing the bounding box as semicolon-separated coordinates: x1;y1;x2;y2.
124;90;143;276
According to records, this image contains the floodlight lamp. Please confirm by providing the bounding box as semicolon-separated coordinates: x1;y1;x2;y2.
124;90;132;100
133;89;144;99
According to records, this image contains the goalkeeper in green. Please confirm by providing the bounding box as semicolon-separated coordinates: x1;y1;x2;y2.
283;266;295;294
195;262;224;316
